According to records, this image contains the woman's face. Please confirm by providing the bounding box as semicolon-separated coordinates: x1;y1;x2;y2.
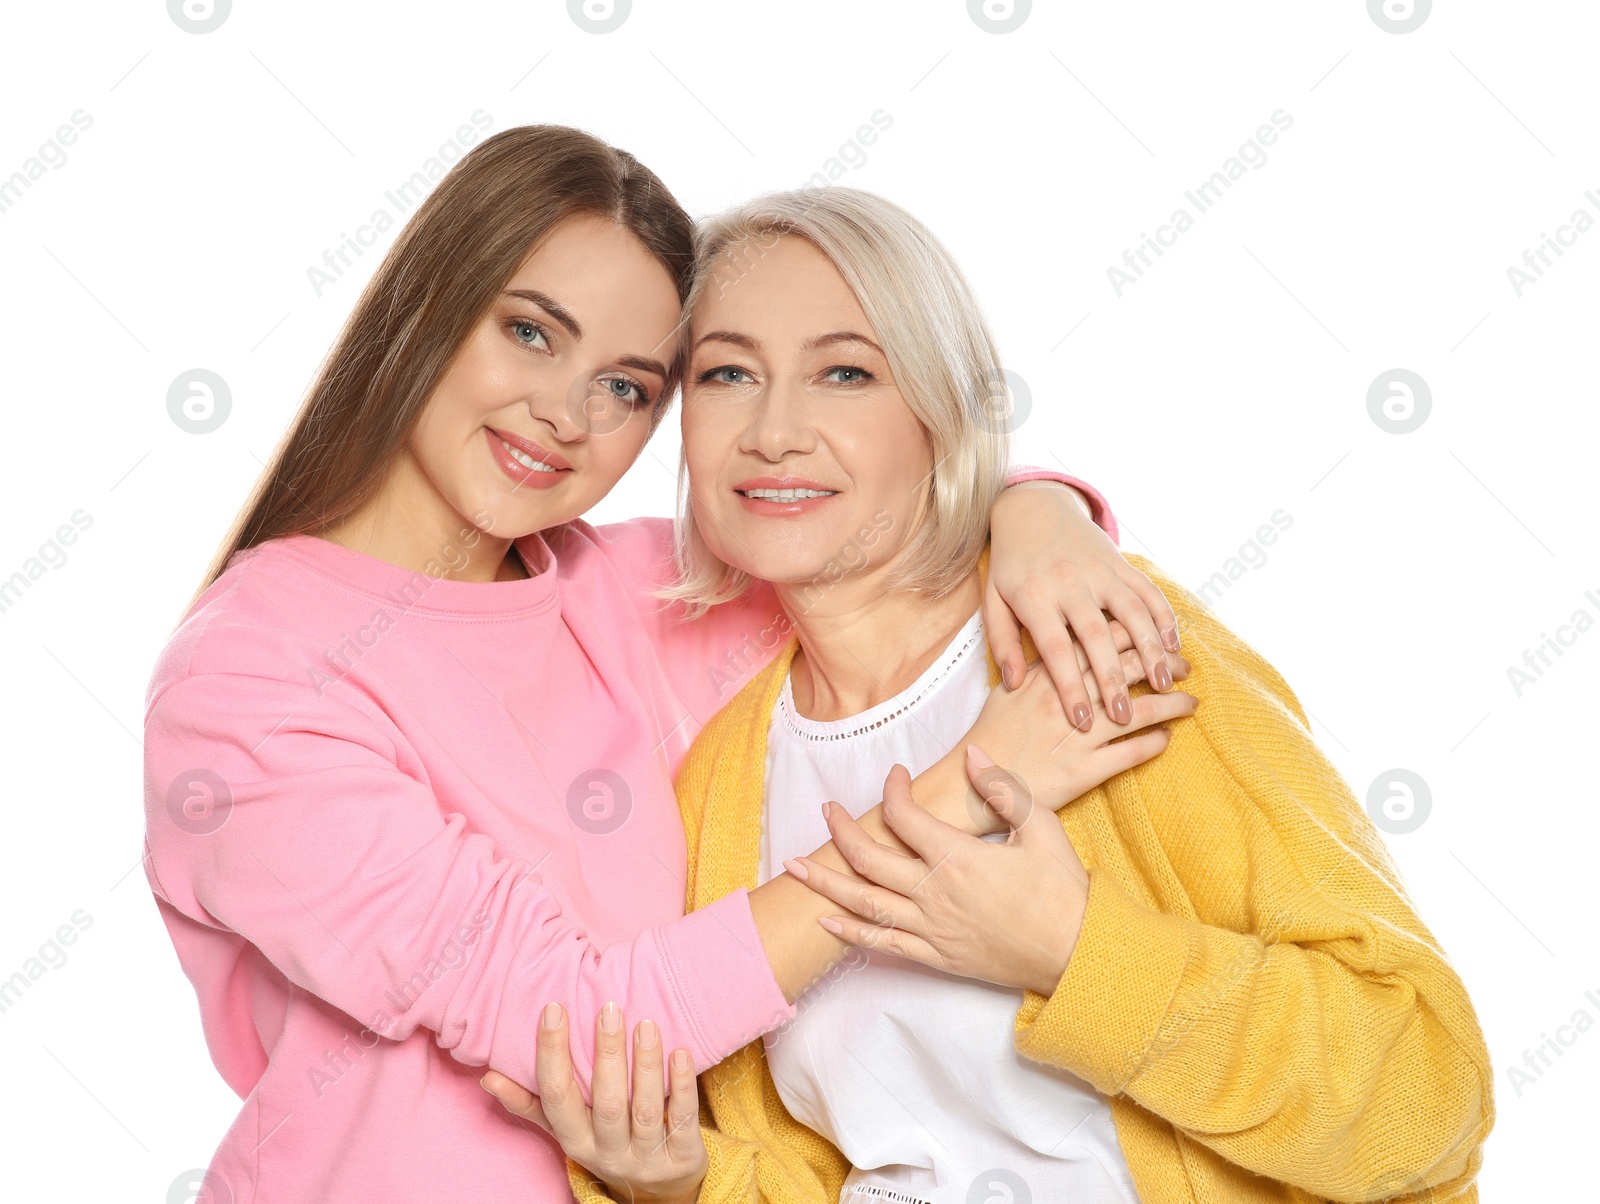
407;214;683;541
682;235;935;593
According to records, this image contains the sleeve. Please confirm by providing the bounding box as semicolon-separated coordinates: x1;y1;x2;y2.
143;670;792;1096
1006;464;1120;546
1010;559;1493;1200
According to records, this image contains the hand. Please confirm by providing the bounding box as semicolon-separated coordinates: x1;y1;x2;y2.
480;1002;706;1204
953;645;1196;829
988;480;1181;729
787;750;1091;995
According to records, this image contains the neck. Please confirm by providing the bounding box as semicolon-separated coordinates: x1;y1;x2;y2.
777;567;982;722
321;452;524;583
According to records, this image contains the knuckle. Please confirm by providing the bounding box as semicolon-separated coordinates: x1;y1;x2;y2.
592;1096;628;1126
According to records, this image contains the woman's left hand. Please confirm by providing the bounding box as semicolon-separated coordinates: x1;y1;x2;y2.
987;480;1180;732
480;1002;707;1204
785;747;1091;997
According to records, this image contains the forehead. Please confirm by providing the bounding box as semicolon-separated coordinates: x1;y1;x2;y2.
511;214;680;326
691;234;871;341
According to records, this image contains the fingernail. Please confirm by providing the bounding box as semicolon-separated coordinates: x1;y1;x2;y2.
1151;660;1172;691
1110;694;1132;724
480;1074;496;1092
1189;693;1201;710
600;1001;621;1033
817;916;845;936
1177;656;1191;677
783;857;810;882
542;1002;562;1030
637;1019;658;1050
671;1049;691;1074
1002;663;1018;689
1070;702;1092;731
1161;625;1180;652
966;743;995;769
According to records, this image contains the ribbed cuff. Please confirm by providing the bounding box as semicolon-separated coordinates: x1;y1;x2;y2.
657;888;796;1073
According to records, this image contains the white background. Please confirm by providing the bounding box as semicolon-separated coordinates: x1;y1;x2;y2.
1;1;1595;1199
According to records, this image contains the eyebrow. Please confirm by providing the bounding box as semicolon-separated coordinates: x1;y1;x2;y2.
693;330;759;352
503;289;582;339
692;329;884;356
804;331;884;356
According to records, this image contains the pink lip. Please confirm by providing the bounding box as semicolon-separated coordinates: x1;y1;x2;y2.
732;475;840;517
486;427;571;490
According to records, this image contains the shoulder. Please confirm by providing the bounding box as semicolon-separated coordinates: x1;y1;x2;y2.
146;538;359;713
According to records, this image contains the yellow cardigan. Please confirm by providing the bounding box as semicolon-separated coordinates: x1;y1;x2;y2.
572;556;1492;1203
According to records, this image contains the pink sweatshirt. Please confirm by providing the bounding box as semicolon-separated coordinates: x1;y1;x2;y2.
143;477;1113;1203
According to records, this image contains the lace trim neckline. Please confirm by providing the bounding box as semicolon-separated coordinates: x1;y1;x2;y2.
777;611;984;743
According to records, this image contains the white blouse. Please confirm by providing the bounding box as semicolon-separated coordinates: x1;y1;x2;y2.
757;611;1141;1204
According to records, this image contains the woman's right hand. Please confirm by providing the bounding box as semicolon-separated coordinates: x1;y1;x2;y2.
961;636;1194;827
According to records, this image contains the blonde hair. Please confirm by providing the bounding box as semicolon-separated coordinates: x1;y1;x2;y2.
665;187;1011;613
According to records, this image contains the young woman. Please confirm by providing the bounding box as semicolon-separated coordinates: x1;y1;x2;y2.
495;189;1494;1204
142;127;1188;1202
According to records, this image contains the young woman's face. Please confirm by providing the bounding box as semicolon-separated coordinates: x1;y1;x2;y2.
682;235;934;591
408;214;682;540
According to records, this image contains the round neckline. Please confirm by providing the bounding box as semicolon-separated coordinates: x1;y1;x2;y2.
779;610;985;742
257;531;562;618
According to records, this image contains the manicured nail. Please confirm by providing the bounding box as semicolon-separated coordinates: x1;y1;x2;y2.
783;857;810;882
817;916;845;935
1189;693;1201;710
637;1019;658;1050
542;1002;562;1030
1003;662;1018;689
966;743;995;769
1177;656;1191;677
1070;702;1092;731
1110;694;1132;724
600;1001;621;1033
671;1049;690;1074
1151;660;1172;691
1161;625;1180;652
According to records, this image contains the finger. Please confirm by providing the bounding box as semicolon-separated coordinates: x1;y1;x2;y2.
875;764;968;866
1025;616;1097;733
664;1048;703;1163
480;1069;553;1134
590;1001;631;1159
1057;594;1131;724
1102;689;1199;742
965;744;1038;833
814;783;928;894
1090;726;1173;777
982;582;1029;690
1122;563;1181;652
787;847;924;933
1103;583;1177;693
818;912;943;969
534;1003;593;1152
1104;618;1134;654
629;1019;665;1150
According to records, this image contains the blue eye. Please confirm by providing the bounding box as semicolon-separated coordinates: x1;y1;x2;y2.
825;366;871;384
600;376;652;408
698;366;750;385
509;320;549;350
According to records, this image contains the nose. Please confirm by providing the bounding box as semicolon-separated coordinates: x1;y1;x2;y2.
738;375;816;462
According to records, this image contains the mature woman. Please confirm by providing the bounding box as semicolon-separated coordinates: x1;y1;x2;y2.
500;189;1493;1203
141;127;1190;1203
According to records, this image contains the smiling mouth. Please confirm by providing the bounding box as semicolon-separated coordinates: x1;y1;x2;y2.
737;487;838;502
495;433;561;474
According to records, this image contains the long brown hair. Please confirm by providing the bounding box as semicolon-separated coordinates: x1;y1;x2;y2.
196;124;695;596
